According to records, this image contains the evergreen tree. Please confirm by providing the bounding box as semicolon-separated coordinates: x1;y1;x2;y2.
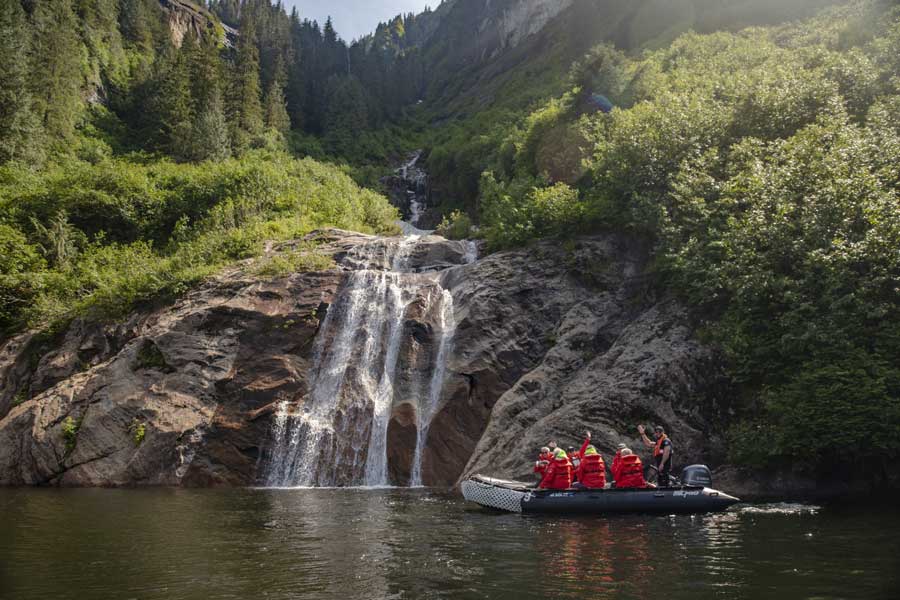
186;28;223;112
147;42;193;155
190;86;231;161
0;0;40;164
228;13;264;148
264;77;291;134
323;75;368;156
119;0;150;45
285;9;305;129
76;0;127;88
31;0;85;145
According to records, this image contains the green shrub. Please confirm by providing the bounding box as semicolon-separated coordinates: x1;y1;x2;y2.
129;419;146;447
61;415;82;454
252;248;335;278
435;210;473;240
135;341;169;371
473;2;900;472
11;390;27;407
0;151;399;333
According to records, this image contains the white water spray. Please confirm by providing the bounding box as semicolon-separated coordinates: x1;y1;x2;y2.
264;234;475;488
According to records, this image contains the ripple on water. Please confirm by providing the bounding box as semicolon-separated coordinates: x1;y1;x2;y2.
1;489;898;600
735;502;821;515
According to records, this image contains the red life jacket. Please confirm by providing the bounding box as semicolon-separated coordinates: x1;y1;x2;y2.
540;450;573;489
576;452;606;489
614;454;645;488
534;452;552;476
653;434;668;458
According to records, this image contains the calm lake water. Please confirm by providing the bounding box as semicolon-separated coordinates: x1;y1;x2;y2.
0;488;897;600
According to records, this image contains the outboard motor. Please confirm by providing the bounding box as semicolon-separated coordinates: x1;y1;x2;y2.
680;464;713;488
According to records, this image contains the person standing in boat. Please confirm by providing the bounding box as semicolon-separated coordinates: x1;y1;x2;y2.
639;424;673;487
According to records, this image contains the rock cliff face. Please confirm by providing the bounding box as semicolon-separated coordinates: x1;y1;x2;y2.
423;235;729;485
158;0;236;48
490;0;574;51
0;230;728;487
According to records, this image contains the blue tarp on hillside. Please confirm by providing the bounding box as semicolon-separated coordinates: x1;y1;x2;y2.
589;93;614;113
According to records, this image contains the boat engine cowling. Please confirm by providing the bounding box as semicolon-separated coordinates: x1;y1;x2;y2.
680;464;713;487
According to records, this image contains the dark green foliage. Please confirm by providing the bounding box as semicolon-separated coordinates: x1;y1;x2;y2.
135;340;169;371
0;151;399;333
0;0;40;164
29;210;84;270
477;1;900;472
436;210;474;240
31;0;85;147
229;15;265;149
0;223;46;333
264;78;292;135
323;76;370;156
146;42;194;156
189;87;232;162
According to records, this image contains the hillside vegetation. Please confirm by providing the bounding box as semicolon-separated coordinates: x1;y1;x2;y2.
0;0;897;479
0;0;399;334
468;1;900;472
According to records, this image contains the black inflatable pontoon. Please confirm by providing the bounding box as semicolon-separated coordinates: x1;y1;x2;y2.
461;474;740;515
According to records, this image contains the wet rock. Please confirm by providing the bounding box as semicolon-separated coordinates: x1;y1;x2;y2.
387;403;418;486
0;265;342;487
420;236;730;486
0;229;730;489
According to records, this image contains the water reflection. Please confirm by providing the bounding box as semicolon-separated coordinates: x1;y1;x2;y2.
0;489;898;600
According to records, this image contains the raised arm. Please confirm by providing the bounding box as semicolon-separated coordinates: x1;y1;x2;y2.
637;424;654;449
578;430;592;457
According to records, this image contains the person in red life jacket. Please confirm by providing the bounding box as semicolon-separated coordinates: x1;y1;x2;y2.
574;439;606;489
569;430;606;489
534;446;552;482
567;446;580;482
539;447;573;489
610;443;627;481
639;424;674;487
613;448;646;488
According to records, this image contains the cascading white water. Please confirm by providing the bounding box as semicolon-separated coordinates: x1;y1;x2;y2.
265;239;410;486
397;151;428;227
409;288;456;486
264;234;474;488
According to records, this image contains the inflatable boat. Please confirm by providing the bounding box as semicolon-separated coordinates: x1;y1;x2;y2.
461;465;740;515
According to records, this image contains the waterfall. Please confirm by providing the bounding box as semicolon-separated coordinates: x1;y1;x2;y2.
397;151;428;228
263;234;475;488
409;288;456;487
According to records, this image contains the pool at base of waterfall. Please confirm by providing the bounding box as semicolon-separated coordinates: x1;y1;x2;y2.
1;488;898;600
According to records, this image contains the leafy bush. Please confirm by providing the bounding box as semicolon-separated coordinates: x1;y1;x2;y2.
252;248;335;278
436;210;474;240
0;223;45;332
475;2;900;472
61;415;81;454
0;151;399;334
129;419;146;447
135;341;169;371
